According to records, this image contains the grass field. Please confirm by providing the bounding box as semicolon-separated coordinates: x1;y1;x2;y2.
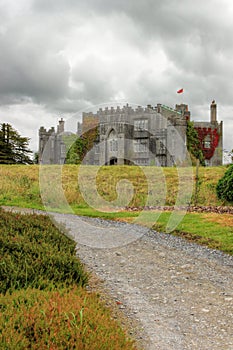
0;164;228;210
0;164;233;255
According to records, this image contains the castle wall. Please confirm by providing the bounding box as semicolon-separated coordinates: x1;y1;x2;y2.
38;102;223;166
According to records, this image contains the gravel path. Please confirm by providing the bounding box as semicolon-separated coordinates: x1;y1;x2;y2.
2;207;233;350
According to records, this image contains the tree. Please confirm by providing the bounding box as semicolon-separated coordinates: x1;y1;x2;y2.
0;123;33;164
186;121;205;166
216;164;233;203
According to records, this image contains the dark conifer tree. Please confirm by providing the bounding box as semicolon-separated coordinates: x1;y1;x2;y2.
0;123;33;164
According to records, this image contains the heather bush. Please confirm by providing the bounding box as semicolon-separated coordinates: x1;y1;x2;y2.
0;209;88;294
0;287;136;350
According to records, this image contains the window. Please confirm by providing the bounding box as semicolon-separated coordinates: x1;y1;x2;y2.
110;140;118;152
118;123;124;133
108;129;118;152
61;143;66;156
203;135;211;149
134;139;148;153
134;119;148;131
95;144;100;154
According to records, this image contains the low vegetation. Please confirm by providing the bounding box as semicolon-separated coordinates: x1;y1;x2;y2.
216;164;233;203
0;209;88;294
0;209;136;349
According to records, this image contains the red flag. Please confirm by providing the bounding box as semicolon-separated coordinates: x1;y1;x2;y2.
177;88;184;94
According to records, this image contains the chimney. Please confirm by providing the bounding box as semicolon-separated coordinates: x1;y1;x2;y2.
57;118;65;133
210;100;217;123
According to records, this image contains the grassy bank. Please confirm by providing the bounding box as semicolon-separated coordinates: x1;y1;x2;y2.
115;211;233;255
0;209;136;349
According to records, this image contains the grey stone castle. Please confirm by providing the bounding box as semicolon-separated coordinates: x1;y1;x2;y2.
39;101;223;166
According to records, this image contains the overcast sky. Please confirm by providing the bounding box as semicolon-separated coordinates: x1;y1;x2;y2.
0;0;232;153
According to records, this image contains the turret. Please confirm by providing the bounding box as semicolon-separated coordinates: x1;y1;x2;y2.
210;100;217;123
57;118;65;134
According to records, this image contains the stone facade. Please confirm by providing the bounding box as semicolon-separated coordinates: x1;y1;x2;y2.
82;103;188;166
38;101;223;166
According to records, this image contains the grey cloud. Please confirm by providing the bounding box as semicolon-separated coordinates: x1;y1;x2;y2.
71;55;115;104
0;19;70;106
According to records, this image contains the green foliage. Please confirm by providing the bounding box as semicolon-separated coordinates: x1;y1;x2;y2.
0;209;88;294
65;127;98;164
66;136;87;164
216;164;233;202
186;121;205;165
0;123;33;164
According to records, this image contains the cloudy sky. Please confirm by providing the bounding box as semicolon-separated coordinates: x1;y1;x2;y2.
0;0;233;153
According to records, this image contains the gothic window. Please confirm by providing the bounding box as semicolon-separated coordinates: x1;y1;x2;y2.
108;129;118;152
134;119;148;131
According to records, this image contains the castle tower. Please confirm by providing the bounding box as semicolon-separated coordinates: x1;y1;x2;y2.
210;100;217;123
57;118;65;134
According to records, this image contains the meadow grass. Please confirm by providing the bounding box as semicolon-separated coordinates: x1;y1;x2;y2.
153;211;233;255
0;164;228;210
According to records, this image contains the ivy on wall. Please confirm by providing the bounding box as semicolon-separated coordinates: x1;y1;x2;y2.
186;121;205;165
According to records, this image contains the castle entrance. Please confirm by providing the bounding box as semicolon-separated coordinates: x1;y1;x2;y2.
109;157;117;165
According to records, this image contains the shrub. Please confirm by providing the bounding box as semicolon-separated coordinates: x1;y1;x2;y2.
0;209;88;294
216;164;233;202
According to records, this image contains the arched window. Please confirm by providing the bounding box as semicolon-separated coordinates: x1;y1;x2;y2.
108;129;118;152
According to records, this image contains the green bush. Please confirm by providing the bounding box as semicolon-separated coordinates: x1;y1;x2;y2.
0;209;88;294
216;164;233;202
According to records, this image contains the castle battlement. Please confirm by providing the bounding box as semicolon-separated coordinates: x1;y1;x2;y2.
83;104;164;118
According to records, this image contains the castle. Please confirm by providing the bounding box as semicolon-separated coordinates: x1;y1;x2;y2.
38;101;223;166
